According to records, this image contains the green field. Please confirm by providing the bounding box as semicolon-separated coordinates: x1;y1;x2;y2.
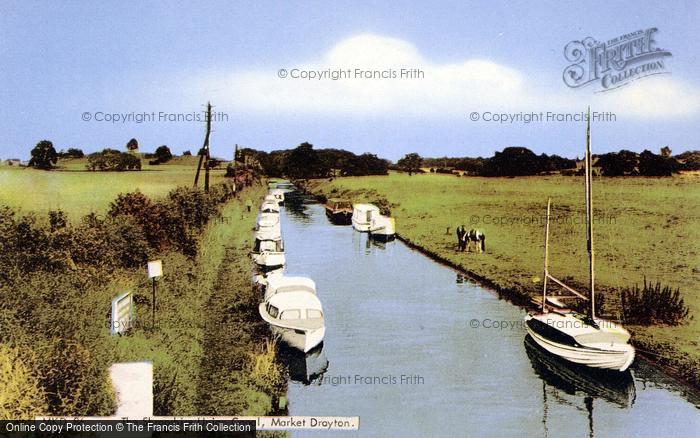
0;157;228;219
307;172;700;378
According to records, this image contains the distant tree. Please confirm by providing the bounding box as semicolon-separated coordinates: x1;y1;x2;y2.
482;147;540;176
87;149;141;171
285;142;329;179
182;150;192;156
660;146;671;157
28;140;58;169
638;150;678;176
57;148;85;159
397;153;423;176
154;145;173;163
126;138;139;152
595;150;638;176
675;150;700;171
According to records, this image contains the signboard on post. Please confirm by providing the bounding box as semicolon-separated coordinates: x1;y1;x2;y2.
147;260;163;330
147;260;163;279
111;291;134;335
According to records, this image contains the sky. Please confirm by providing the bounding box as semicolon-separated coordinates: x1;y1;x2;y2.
1;0;699;161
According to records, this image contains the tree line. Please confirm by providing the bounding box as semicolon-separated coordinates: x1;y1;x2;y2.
238;142;389;179
398;146;695;177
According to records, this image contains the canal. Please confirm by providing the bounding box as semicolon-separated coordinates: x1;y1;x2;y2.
278;198;699;437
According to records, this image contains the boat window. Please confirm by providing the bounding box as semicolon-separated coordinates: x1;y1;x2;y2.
268;305;279;318
307;309;323;319
366;210;372;222
280;309;301;320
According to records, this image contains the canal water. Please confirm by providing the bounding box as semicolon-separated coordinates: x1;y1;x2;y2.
278;198;699;437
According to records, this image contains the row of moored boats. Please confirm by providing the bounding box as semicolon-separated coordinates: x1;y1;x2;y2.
253;183;326;353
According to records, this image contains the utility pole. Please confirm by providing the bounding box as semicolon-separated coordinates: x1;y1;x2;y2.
194;102;213;192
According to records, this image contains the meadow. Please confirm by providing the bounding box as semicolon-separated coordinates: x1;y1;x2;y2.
307;172;700;382
0;157;228;219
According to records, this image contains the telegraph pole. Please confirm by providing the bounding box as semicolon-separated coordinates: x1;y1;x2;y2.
194;102;213;192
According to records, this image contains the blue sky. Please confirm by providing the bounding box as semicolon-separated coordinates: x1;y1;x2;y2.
1;0;698;161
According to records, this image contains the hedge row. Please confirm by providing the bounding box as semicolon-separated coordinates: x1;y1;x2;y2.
0;179;251;418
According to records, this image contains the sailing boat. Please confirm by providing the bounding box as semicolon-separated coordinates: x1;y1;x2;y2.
525;109;635;372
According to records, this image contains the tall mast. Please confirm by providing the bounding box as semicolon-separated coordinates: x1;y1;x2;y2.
585;107;595;320
541;197;551;312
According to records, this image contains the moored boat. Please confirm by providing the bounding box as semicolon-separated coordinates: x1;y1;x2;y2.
255;212;281;240
260;200;280;213
524;109;635;372
324;198;353;225
351;203;380;232
251;236;285;269
259;290;325;353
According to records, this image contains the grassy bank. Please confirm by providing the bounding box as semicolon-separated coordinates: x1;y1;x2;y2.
0;157;227;219
111;183;286;415
306;172;700;385
1;177;287;418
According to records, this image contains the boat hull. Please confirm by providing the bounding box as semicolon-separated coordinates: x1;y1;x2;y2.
525;322;635;372
271;325;326;353
325;209;352;225
369;232;395;242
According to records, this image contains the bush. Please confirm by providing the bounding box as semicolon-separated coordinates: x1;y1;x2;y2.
0;344;48;419
87;149;141;171
622;279;690;325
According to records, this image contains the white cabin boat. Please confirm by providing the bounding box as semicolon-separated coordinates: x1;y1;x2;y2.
369;215;396;241
260;200;280;213
269;189;285;205
525;109;635;372
263;275;316;302
263;194;278;204
255;212;281;240
251;236;285;269
351;203;380;232
259;291;325;352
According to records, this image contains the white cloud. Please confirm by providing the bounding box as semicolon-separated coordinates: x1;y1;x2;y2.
189;33;700;120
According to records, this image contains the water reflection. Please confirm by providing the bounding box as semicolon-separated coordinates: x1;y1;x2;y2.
281;343;329;385
283;191;313;222
525;335;636;408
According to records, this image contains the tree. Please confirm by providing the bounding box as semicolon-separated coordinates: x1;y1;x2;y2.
57;148;84;159
397;153;423;175
154;145;173;163
638;150;678;176
660;146;671;157
596;150;638;176
285;142;328;179
28;140;58;170
86;149;141;171
482;147;541;176
183;150;192;156
126;138;139;152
